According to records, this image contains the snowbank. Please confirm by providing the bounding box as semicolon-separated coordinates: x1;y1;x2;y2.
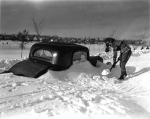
0;51;150;119
0;58;27;72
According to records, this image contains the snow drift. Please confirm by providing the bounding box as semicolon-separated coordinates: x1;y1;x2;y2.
0;51;150;119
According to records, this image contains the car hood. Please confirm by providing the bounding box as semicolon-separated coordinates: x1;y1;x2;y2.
8;59;50;78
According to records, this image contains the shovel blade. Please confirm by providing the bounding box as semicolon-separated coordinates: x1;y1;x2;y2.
101;69;111;75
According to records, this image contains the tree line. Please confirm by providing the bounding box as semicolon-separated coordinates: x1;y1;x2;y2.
0;32;147;46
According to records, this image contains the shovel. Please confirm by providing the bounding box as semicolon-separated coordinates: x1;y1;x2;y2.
101;58;120;76
109;58;120;71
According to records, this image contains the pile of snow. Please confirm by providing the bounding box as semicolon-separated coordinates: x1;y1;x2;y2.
131;50;150;57
0;57;27;73
0;61;132;119
0;51;150;119
0;50;149;73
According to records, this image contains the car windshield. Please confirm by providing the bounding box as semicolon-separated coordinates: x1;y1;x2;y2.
73;51;87;61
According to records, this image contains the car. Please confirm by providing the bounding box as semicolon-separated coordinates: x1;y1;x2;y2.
3;42;103;78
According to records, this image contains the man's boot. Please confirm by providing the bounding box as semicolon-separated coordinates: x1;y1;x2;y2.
118;70;127;80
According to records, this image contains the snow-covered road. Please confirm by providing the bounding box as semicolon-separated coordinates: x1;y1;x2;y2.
0;51;150;119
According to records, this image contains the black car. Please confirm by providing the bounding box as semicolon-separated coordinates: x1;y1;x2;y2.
3;42;103;78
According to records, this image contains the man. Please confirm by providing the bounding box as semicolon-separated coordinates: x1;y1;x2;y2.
104;37;132;80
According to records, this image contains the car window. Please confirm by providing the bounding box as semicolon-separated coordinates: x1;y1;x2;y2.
73;51;87;61
60;53;72;67
34;49;53;61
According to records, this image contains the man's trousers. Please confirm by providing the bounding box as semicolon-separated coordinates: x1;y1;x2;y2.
120;50;132;72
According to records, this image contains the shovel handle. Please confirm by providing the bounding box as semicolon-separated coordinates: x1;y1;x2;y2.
110;59;120;71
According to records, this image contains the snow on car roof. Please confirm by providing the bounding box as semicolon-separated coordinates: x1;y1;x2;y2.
35;42;80;46
30;42;89;52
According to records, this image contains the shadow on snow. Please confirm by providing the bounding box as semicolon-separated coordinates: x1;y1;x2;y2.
126;67;150;79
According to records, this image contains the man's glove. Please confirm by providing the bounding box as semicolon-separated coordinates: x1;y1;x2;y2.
118;54;122;61
118;56;121;61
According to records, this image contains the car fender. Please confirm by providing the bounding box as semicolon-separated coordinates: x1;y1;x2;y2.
89;56;103;67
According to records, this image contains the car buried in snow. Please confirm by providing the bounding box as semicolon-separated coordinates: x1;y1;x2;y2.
3;42;103;78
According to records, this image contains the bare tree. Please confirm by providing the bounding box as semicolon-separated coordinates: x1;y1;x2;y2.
106;26;119;52
17;30;29;58
32;15;45;40
109;26;119;38
141;26;148;50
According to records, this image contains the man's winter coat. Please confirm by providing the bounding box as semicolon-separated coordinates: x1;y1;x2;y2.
112;40;131;61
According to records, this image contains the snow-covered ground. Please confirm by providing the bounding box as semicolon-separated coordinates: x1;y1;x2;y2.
0;41;150;119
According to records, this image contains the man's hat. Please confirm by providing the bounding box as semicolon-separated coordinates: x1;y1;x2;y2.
103;37;115;43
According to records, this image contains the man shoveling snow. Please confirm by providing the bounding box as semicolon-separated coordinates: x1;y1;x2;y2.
103;37;132;80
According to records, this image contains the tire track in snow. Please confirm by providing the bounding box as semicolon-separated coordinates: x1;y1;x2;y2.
112;72;150;113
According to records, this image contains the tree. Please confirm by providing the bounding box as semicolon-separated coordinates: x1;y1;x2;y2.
109;26;119;38
106;26;119;52
31;15;45;40
140;26;148;50
17;30;29;58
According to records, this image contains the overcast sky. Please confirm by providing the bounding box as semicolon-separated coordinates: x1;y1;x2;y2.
0;0;150;39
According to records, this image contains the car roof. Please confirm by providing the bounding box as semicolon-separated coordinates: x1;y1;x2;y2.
29;42;89;55
37;42;78;46
29;42;90;65
31;42;88;50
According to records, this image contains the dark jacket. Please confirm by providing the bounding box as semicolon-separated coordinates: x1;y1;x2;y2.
112;40;131;61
